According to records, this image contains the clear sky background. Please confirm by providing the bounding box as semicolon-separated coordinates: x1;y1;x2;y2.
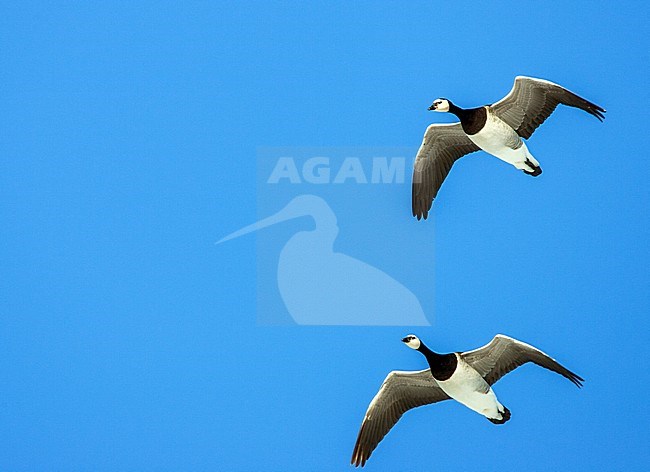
2;1;649;471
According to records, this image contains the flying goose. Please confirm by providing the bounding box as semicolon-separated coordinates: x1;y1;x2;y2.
412;76;606;219
351;334;583;467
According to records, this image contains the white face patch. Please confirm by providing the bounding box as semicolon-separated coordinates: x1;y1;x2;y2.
402;335;421;350
433;99;450;112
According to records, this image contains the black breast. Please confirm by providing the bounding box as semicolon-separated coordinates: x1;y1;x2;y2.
459;107;487;135
425;353;458;381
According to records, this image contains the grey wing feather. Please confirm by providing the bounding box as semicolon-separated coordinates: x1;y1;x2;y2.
461;335;584;388
412;123;480;220
490;76;605;139
351;369;450;468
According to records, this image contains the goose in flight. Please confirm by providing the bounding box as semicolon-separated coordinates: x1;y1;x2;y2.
412;76;606;219
351;334;583;467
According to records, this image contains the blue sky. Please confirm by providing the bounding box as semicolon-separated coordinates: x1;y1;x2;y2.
2;1;649;470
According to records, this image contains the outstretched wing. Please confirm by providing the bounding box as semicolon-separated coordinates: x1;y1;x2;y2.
412;123;480;220
490;76;605;139
461;334;584;387
351;369;450;467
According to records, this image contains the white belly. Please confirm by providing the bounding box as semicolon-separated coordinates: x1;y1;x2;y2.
467;113;531;168
437;355;502;418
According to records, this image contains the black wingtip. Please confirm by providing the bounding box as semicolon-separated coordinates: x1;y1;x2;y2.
572;374;585;388
589;105;606;121
351;425;369;468
412;200;431;221
412;208;428;221
351;452;367;468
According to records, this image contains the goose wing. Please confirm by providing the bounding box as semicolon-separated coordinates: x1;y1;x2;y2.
412;123;480;220
490;76;605;139
461;334;584;387
351;369;450;467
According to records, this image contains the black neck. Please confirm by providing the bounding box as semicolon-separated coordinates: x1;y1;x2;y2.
448;102;468;121
418;343;457;381
447;102;487;135
418;343;443;360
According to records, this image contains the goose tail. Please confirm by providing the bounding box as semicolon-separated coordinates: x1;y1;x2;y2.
523;158;542;177
488;406;511;425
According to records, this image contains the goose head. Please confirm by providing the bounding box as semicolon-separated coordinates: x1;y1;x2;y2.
401;334;421;350
429;98;451;112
